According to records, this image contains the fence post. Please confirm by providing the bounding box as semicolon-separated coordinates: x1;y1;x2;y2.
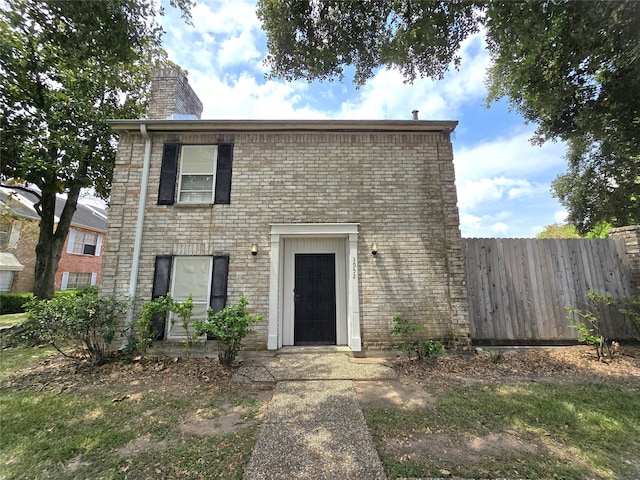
609;226;640;293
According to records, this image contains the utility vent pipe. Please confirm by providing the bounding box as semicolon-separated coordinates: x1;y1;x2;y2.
412;109;419;120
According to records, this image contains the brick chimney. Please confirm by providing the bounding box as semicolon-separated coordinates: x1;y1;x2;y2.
147;67;203;120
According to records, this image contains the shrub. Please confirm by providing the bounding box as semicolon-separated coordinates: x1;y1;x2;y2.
193;297;262;366
567;291;616;361
128;294;195;359
0;293;33;314
24;288;127;365
391;315;444;361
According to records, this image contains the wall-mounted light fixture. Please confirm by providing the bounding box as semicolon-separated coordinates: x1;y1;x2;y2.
251;243;258;256
371;243;378;256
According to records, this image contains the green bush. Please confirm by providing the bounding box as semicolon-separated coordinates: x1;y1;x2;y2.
24;287;127;365
193;296;262;366
391;315;444;361
0;293;34;314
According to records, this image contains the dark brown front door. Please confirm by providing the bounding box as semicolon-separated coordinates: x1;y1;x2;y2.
294;254;336;345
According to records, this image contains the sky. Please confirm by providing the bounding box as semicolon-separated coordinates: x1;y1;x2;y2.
157;0;570;238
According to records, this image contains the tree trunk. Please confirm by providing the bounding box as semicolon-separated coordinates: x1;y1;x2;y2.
32;187;81;299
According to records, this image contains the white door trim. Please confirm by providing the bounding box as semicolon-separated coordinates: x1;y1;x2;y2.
268;223;361;351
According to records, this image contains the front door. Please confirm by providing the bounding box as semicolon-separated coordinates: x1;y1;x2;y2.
294;254;336;345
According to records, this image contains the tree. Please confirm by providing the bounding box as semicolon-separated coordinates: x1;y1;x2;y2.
257;0;640;233
536;223;580;239
257;0;481;86
485;1;639;235
0;0;192;299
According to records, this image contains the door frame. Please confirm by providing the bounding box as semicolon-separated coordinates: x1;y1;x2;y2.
268;223;361;351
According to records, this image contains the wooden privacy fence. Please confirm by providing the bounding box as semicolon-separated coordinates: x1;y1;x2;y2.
463;238;636;343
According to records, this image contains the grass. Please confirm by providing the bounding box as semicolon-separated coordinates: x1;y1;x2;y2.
0;347;262;480
0;345;59;381
0;313;26;327
364;383;640;479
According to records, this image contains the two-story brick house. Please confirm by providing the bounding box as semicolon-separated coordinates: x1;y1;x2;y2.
0;188;107;293
103;68;470;351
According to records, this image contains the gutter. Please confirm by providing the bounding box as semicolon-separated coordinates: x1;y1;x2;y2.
122;123;153;347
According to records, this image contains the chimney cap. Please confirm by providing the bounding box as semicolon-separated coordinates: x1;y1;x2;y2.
412;109;419;120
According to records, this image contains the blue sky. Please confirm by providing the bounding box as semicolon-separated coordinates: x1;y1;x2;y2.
158;0;569;238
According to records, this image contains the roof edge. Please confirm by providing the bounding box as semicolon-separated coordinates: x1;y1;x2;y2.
107;119;458;133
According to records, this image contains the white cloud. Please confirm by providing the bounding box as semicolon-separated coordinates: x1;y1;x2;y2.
457;177;546;210
554;210;568;223
454;130;566;184
337;31;490;120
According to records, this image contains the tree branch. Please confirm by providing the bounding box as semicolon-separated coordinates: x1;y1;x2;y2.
0;183;42;200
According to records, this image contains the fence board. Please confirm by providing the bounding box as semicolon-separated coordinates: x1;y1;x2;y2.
463;238;635;343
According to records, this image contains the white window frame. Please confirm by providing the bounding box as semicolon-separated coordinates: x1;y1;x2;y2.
177;145;218;204
61;271;96;290
67;229;103;256
0;271;14;292
167;256;213;339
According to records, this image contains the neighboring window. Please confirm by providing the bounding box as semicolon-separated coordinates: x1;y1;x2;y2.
178;145;217;203
157;143;234;205
0;271;13;292
61;272;97;290
0;222;10;247
67;229;102;256
152;255;229;339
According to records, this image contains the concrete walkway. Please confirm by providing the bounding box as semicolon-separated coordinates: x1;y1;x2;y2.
234;352;395;480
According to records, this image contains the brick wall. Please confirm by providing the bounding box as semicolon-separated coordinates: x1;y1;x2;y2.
55;226;105;290
610;225;640;292
103;129;471;350
8;218;38;293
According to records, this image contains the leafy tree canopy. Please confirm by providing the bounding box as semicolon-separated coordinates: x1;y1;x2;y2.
257;0;640;234
536;223;580;239
0;0;193;298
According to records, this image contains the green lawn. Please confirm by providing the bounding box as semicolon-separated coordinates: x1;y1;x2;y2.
0;347;263;480
0;312;26;328
364;382;640;480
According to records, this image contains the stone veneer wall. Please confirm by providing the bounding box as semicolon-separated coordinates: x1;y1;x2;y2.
610;225;640;292
147;68;203;120
102;130;470;350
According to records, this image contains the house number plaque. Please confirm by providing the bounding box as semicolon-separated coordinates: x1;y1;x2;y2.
352;256;357;279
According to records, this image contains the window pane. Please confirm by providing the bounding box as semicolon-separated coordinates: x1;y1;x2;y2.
181;146;216;174
0;271;13;292
68;272;92;289
180;175;213;191
172;257;210;302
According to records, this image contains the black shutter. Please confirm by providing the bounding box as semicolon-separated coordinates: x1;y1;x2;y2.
151;255;173;339
210;255;229;313
158;143;180;205
214;144;233;204
208;255;229;340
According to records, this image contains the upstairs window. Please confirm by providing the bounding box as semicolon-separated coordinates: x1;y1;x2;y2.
157;143;234;205
178;146;217;203
67;229;102;256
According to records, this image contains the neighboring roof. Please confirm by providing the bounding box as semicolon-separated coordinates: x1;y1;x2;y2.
0;188;108;233
108;118;458;134
0;252;24;271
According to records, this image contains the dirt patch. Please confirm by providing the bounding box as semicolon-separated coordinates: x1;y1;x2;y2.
392;345;640;387
179;389;272;436
386;431;542;465
117;433;168;457
354;379;437;409
1;354;238;397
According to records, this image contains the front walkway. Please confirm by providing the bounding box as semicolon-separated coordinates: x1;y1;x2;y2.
234;352;395;479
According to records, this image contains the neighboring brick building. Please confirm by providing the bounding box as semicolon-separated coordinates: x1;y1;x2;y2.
0;188;107;293
103;68;470;351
